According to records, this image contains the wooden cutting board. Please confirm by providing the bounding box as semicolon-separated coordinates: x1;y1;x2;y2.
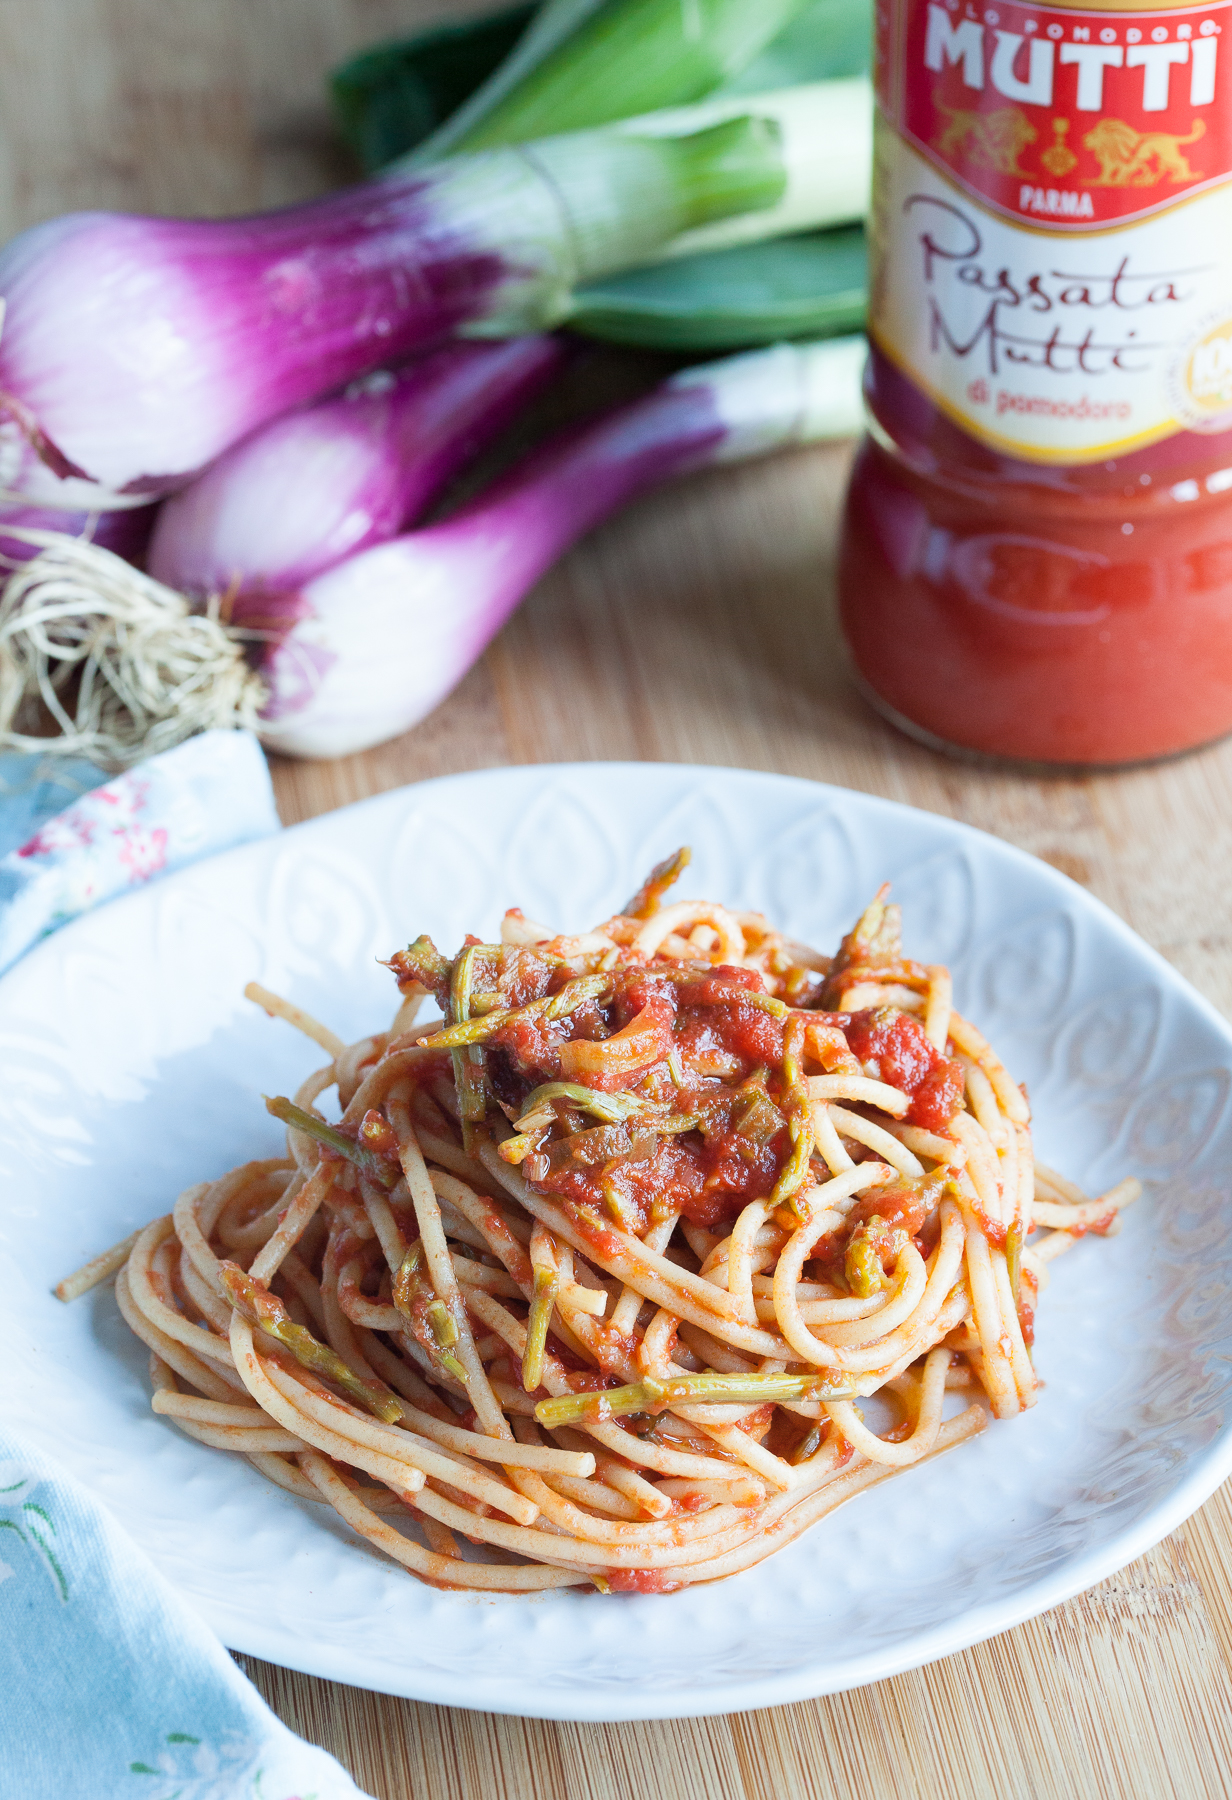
7;4;1232;1793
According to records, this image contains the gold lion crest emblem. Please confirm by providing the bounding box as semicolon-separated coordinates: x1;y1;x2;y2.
1083;117;1206;186
934;102;1038;176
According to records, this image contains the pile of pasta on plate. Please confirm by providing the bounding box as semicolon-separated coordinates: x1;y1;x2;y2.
61;848;1138;1594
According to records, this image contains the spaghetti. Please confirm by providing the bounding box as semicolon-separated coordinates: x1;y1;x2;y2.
58;852;1139;1594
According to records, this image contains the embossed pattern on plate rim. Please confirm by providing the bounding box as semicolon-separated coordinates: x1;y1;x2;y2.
2;761;1231;1721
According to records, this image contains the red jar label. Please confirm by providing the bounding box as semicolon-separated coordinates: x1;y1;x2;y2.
870;0;1232;459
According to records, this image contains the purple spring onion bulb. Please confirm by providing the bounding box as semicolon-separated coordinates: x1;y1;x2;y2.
0;339;863;768
0;499;156;566
0;115;783;504
146;337;566;612
258;335;866;759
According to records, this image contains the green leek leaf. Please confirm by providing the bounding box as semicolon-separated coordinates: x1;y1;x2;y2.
420;0;816;157
721;0;871;91
330;0;868;173
567;226;866;350
331;5;535;172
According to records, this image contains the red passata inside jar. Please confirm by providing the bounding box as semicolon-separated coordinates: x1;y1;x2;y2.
845;0;1232;768
840;352;1232;766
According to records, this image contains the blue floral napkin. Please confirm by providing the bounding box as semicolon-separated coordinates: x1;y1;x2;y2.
0;730;281;973
0;732;376;1800
0;1435;371;1800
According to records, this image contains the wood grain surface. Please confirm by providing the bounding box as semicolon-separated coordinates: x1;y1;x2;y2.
8;5;1232;1795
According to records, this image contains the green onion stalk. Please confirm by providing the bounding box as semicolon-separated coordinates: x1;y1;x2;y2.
412;0;818;158
596;79;871;264
327;0;875;352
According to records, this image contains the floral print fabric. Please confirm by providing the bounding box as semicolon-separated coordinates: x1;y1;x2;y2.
0;731;280;973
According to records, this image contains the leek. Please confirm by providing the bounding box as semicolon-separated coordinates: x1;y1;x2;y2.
604;80;872;261
567;227;866;349
332;4;535;171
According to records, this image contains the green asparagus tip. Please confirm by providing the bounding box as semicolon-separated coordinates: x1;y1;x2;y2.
220;1261;403;1423
533;1370;855;1429
264;1094;400;1191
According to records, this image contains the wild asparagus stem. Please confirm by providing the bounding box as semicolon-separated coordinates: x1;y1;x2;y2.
388;933;452;1006
518;1083;648;1126
734;990;790;1017
392;1244;468;1382
448;943;488;1154
425;972;613;1049
264;1095;399;1190
500;1088;698;1170
426;1300;460;1348
497;1128;550;1167
430;964;778;1058
623;843;691;918
768;1016;814;1211
534;1370;856;1427
218;1261;403;1423
522;1265;560;1394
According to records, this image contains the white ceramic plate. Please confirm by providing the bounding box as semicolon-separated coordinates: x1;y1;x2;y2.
2;762;1230;1720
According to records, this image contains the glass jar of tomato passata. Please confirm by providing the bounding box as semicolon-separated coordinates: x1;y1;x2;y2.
839;0;1232;764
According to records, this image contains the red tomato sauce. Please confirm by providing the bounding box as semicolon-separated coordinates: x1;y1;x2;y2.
674;966;787;1068
530;966;798;1232
519;964;960;1234
843;1005;964;1130
839;351;1232;765
539;1136;706;1231
696;1130;784;1218
603;1567;683;1594
847;1173;943;1243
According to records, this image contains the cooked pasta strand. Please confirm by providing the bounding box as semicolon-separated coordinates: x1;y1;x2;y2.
61;873;1133;1594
